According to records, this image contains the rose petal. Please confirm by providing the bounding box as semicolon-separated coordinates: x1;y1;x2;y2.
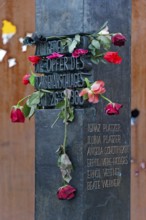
46;52;64;59
79;88;90;97
10;108;25;123
91;80;106;94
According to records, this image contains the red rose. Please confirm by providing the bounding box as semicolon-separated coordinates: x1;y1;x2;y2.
104;52;122;64
105;103;123;115
72;49;88;58
10;107;25;122
28;56;41;65
57;185;76;200
22;74;31;85
112;33;126;46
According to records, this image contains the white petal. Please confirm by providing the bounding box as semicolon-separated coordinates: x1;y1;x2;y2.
0;49;7;62
2;33;15;44
22;45;27;52
8;58;16;68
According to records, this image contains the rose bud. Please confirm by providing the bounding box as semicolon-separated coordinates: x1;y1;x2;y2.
112;33;126;46
10;107;25;123
28;56;41;65
57;185;76;200
22;74;31;85
105;103;123;115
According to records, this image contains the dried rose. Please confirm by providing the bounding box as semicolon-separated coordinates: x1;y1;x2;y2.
105;103;123;115
10;107;25;122
46;52;64;59
112;33;126;46
72;49;88;58
79;80;106;104
104;51;122;64
57;185;76;200
22;74;31;85
28;56;41;65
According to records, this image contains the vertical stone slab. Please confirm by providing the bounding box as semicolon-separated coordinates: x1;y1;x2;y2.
35;0;131;220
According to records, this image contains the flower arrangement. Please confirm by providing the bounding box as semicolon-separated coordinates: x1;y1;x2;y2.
11;22;126;200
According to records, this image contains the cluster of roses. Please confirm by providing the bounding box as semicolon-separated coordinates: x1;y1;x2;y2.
10;30;126;200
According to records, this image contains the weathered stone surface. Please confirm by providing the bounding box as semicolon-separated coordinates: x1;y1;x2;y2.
35;0;131;219
35;108;130;220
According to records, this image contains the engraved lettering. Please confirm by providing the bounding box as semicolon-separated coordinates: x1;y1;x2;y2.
88;123;101;132
103;124;121;132
87;135;101;144
87;169;101;179
103;135;121;144
87;181;101;190
101;178;121;188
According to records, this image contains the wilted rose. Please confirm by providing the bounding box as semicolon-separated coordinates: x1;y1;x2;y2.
79;80;106;103
105;103;123;115
10;107;25;122
28;56;41;65
112;33;126;46
46;52;64;59
57;185;76;200
104;52;122;64
22;74;31;85
91;81;106;94
72;49;88;58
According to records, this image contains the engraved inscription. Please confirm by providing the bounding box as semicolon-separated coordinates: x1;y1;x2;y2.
40;90;84;107
35;56;85;74
35;72;84;90
35;37;92;107
86;123;129;191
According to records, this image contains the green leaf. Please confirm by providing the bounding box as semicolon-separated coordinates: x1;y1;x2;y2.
66;38;72;45
91;49;96;56
98;36;111;50
88;44;95;50
91;57;100;64
61;39;68;46
28;106;36;119
29;74;35;86
68;39;77;53
55;100;65;109
84;77;91;88
26;91;43;107
91;39;100;49
59;110;66;120
83;94;88;100
67;107;74;122
75;34;80;42
22;103;31;117
100;58;107;64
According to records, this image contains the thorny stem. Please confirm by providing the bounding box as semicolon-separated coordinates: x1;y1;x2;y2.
100;94;112;103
